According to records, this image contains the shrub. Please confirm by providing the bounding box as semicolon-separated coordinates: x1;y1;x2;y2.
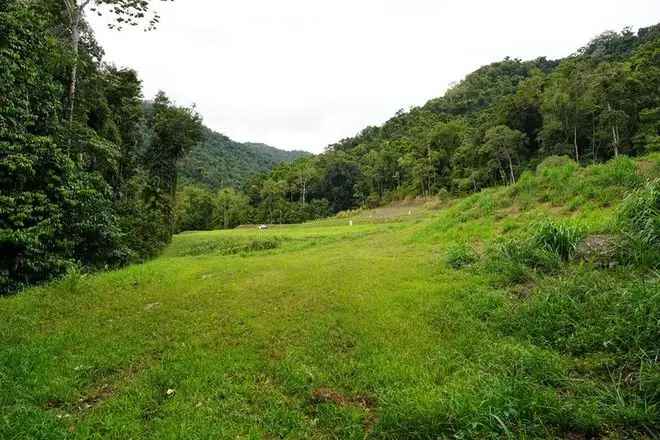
365;193;381;209
0;137;128;294
445;242;479;269
435;188;450;200
175;185;216;232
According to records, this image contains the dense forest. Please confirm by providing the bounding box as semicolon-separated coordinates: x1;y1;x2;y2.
0;0;204;293
175;23;660;231
178;127;309;190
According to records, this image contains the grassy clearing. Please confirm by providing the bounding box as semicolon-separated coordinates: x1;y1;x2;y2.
1;155;659;439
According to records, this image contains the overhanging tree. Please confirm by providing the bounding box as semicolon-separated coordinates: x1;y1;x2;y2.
63;0;171;121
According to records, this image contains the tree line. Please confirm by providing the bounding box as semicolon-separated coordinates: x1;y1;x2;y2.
1;0;202;293
175;24;659;230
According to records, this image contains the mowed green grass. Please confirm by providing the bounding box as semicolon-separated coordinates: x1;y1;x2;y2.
1;163;658;438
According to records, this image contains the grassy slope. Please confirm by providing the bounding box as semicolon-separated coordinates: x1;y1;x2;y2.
1;156;658;439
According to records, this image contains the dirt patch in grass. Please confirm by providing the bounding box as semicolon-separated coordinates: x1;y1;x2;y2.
310;387;378;434
510;281;536;300
45;355;160;417
45;383;115;415
76;383;115;411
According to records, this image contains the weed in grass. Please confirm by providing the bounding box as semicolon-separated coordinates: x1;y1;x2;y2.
445;242;479;269
56;265;85;295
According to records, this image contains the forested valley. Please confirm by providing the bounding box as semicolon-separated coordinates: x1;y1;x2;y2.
176;23;660;230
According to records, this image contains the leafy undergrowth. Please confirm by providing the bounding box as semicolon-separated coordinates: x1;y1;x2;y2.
1;155;658;439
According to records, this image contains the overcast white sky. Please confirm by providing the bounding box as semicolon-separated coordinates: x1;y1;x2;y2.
89;0;660;153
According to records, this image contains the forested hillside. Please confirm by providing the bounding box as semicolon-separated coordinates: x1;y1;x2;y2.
175;24;660;230
178;127;309;189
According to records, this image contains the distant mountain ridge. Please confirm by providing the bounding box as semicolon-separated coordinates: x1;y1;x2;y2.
178;127;311;189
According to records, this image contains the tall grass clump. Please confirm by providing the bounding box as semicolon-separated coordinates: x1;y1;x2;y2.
533;156;580;205
444;242;479;269
578;156;643;206
499;269;660;408
55;265;85;295
510;155;646;209
485;236;561;284
482;220;582;284
584;155;643;189
533;220;583;261
616;179;660;267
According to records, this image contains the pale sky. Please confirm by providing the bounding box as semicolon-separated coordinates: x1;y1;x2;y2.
89;0;660;153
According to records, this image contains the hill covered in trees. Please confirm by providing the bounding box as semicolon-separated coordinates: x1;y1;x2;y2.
175;23;660;230
177;127;310;189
